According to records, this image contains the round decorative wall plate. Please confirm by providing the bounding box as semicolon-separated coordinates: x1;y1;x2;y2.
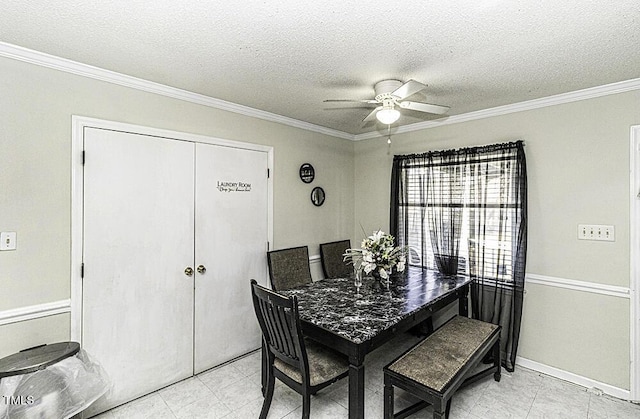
299;163;315;183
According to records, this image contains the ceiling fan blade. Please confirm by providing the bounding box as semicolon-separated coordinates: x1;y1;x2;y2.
398;101;450;115
362;106;383;122
391;80;427;100
324;99;379;104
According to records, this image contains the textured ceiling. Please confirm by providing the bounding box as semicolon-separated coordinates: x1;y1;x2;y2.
1;1;639;135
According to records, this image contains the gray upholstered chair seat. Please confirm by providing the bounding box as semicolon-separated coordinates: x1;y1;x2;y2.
274;339;349;386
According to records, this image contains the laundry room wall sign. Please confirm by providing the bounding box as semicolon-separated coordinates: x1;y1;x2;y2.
216;181;252;192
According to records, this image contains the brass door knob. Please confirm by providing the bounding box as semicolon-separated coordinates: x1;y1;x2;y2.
184;267;194;276
197;265;207;274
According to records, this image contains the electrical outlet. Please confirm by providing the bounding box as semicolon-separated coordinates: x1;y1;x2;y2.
577;224;615;242
0;232;17;250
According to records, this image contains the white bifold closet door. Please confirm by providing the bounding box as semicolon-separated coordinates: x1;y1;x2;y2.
194;143;268;373
83;129;195;413
82;127;268;415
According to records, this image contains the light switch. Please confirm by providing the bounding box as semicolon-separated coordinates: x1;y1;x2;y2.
577;224;615;242
0;232;17;251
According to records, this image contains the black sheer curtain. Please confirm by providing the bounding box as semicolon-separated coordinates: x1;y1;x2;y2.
390;141;527;371
425;152;467;275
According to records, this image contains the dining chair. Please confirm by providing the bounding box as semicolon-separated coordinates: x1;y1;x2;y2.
267;246;313;291
319;239;352;279
250;279;349;419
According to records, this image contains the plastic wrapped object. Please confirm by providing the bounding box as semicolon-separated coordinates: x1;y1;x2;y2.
0;342;109;419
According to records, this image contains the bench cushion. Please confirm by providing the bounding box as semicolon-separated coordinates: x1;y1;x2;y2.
387;316;499;393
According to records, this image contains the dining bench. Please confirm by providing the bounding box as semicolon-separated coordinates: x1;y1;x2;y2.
383;315;501;419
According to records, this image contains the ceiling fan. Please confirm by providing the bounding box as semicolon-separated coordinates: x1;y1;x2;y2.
324;79;450;125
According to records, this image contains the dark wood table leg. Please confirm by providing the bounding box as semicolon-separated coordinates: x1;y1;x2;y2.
409;316;434;336
348;362;365;419
458;285;469;317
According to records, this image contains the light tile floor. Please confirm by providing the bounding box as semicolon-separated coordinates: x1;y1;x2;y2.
93;332;640;418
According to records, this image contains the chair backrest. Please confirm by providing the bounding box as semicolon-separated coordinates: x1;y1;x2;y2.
250;279;309;376
319;240;352;279
267;246;312;291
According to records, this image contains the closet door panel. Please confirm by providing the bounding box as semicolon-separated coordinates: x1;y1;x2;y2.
194;144;269;373
82;128;195;415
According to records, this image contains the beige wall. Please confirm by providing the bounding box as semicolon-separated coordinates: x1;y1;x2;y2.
0;314;71;357
353;90;640;390
2;51;638;393
0;56;355;357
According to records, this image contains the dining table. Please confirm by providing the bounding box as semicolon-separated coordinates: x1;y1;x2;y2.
276;268;473;419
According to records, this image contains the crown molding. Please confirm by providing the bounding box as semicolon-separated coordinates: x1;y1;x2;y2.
354;77;640;141
0;42;354;140
3;41;639;143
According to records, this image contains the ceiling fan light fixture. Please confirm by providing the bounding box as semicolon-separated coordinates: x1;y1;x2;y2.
376;108;400;125
325;79;449;128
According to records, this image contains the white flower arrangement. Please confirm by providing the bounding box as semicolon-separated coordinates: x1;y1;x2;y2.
344;230;407;280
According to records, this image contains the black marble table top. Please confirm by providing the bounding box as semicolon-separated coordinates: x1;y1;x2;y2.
280;269;472;344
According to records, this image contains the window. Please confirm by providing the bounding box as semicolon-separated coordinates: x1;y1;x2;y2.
391;141;526;284
390;141;527;371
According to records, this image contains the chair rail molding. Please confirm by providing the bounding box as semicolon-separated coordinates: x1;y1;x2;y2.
525;273;630;299
0;300;71;326
309;254;323;282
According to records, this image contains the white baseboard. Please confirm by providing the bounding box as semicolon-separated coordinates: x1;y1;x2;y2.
0;299;71;326
516;356;631;401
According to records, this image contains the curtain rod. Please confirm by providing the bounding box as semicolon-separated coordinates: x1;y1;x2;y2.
393;140;524;161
